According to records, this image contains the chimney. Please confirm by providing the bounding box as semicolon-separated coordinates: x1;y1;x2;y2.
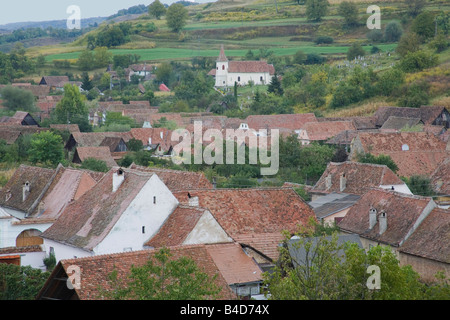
160;131;164;139
325;174;332;190
23;181;31;202
148;137;152;145
113;168;125;193
188;196;199;207
379;210;387;235
369;207;377;229
339;173;346;192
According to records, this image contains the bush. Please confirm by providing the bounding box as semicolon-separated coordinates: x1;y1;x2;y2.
314;36;334;44
384;21;403;42
346;43;365;60
397;81;430;108
397;50;439;73
80;157;109;172
366;29;384;43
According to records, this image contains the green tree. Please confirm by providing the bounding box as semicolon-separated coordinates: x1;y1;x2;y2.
396;32;421;57
397;80;430;108
155;62;174;85
267;74;283;96
81;72;93;91
305;0;329;22
357;153;399;173
405;0;426;18
411;11;436;41
0;264;50;300
29;131;64;166
377;68;405;96
93;46;113;68
77;50;95;71
0;85;37;112
54;84;91;132
347;42;366;60
148;0;166;20
397;50;438;73
127;138;144;152
404;175;434;196
80;157;109;172
384;21;403;42
166;3;189;33
103;247;222;300
338;1;359;27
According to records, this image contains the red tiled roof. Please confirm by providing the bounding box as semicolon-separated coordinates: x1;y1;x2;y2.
206;242;262;285
399;207;450;264
145;205;210;248
173;188;316;260
312;161;405;195
130;127;173;150
42;245;236;300
74;146;118;167
228;61;275;75
246;113;317;131
300;121;356;141
430;158;450;195
338;188;434;247
129;164;213;191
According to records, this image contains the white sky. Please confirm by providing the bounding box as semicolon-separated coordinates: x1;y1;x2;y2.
0;0;209;25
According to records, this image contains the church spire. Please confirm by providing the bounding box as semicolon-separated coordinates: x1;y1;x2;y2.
217;44;228;62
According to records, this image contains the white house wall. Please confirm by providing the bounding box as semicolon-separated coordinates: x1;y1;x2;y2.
94;174;179;255
44;238;93;262
183;211;233;245
228;72;271;86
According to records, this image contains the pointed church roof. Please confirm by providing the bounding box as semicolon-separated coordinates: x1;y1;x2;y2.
217;44;228;62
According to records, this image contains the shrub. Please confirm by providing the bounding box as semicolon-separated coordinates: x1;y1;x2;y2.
314;36;334;44
397;50;439;73
384;21;403;42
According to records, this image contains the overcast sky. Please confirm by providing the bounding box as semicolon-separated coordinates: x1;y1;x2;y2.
0;0;210;25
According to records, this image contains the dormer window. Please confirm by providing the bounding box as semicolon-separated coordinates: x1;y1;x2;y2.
401;144;409;151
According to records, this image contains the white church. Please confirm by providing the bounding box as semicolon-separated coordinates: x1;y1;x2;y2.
208;45;275;88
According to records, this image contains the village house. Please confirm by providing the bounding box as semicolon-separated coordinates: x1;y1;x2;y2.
39;76;82;91
373;106;450;129
310;161;412;199
72;146;118;168
36;244;238;300
210;45;275;87
0;111;40;126
349;131;449;177
308;192;361;226
129;127;173;155
0;165;104;268
40;167;180;262
337;188;437;257
398;207;450;282
430;158;450;196
125;63;154;82
64;131;133;152
173;188;316;272
297;121;357;145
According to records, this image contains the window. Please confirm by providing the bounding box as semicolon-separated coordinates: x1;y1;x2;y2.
153;196;156;204
260;76;263;82
142;226;145;234
222;65;225;70
238;76;241;82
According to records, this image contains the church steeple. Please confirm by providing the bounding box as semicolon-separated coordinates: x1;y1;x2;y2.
217;44;228;62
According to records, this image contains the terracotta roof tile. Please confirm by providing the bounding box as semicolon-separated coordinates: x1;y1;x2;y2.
246;113;317;131
300;121;356;141
173;188;316;260
430;158;450;195
399;207;450;263
228;61;275;75
74;146;118;167
312;161;406;195
43;245;235;300
338;188;434;247
129;164;213;191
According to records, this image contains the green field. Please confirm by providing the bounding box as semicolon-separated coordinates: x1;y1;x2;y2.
45;44;397;62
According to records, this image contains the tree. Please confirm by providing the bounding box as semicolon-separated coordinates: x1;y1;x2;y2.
80;157;109;172
397;50;438;73
338;1;359;27
127;138;144;152
404;175;434;196
81;72;93;91
292;50;307;65
103;247;222;299
0;85;37;112
377;68;405;96
396;32;421;57
405;0;426;18
357;153;398;173
264;228;428;300
155;62;174;85
93;46;112;68
28;131;64;166
305;0;329;22
411;11;436;41
267;74;283;96
384;21;403;42
77;50;95;71
148;0;166;20
54;84;91;132
166;3;189;33
347;42;365;60
397;80;430;108
0;264;50;300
